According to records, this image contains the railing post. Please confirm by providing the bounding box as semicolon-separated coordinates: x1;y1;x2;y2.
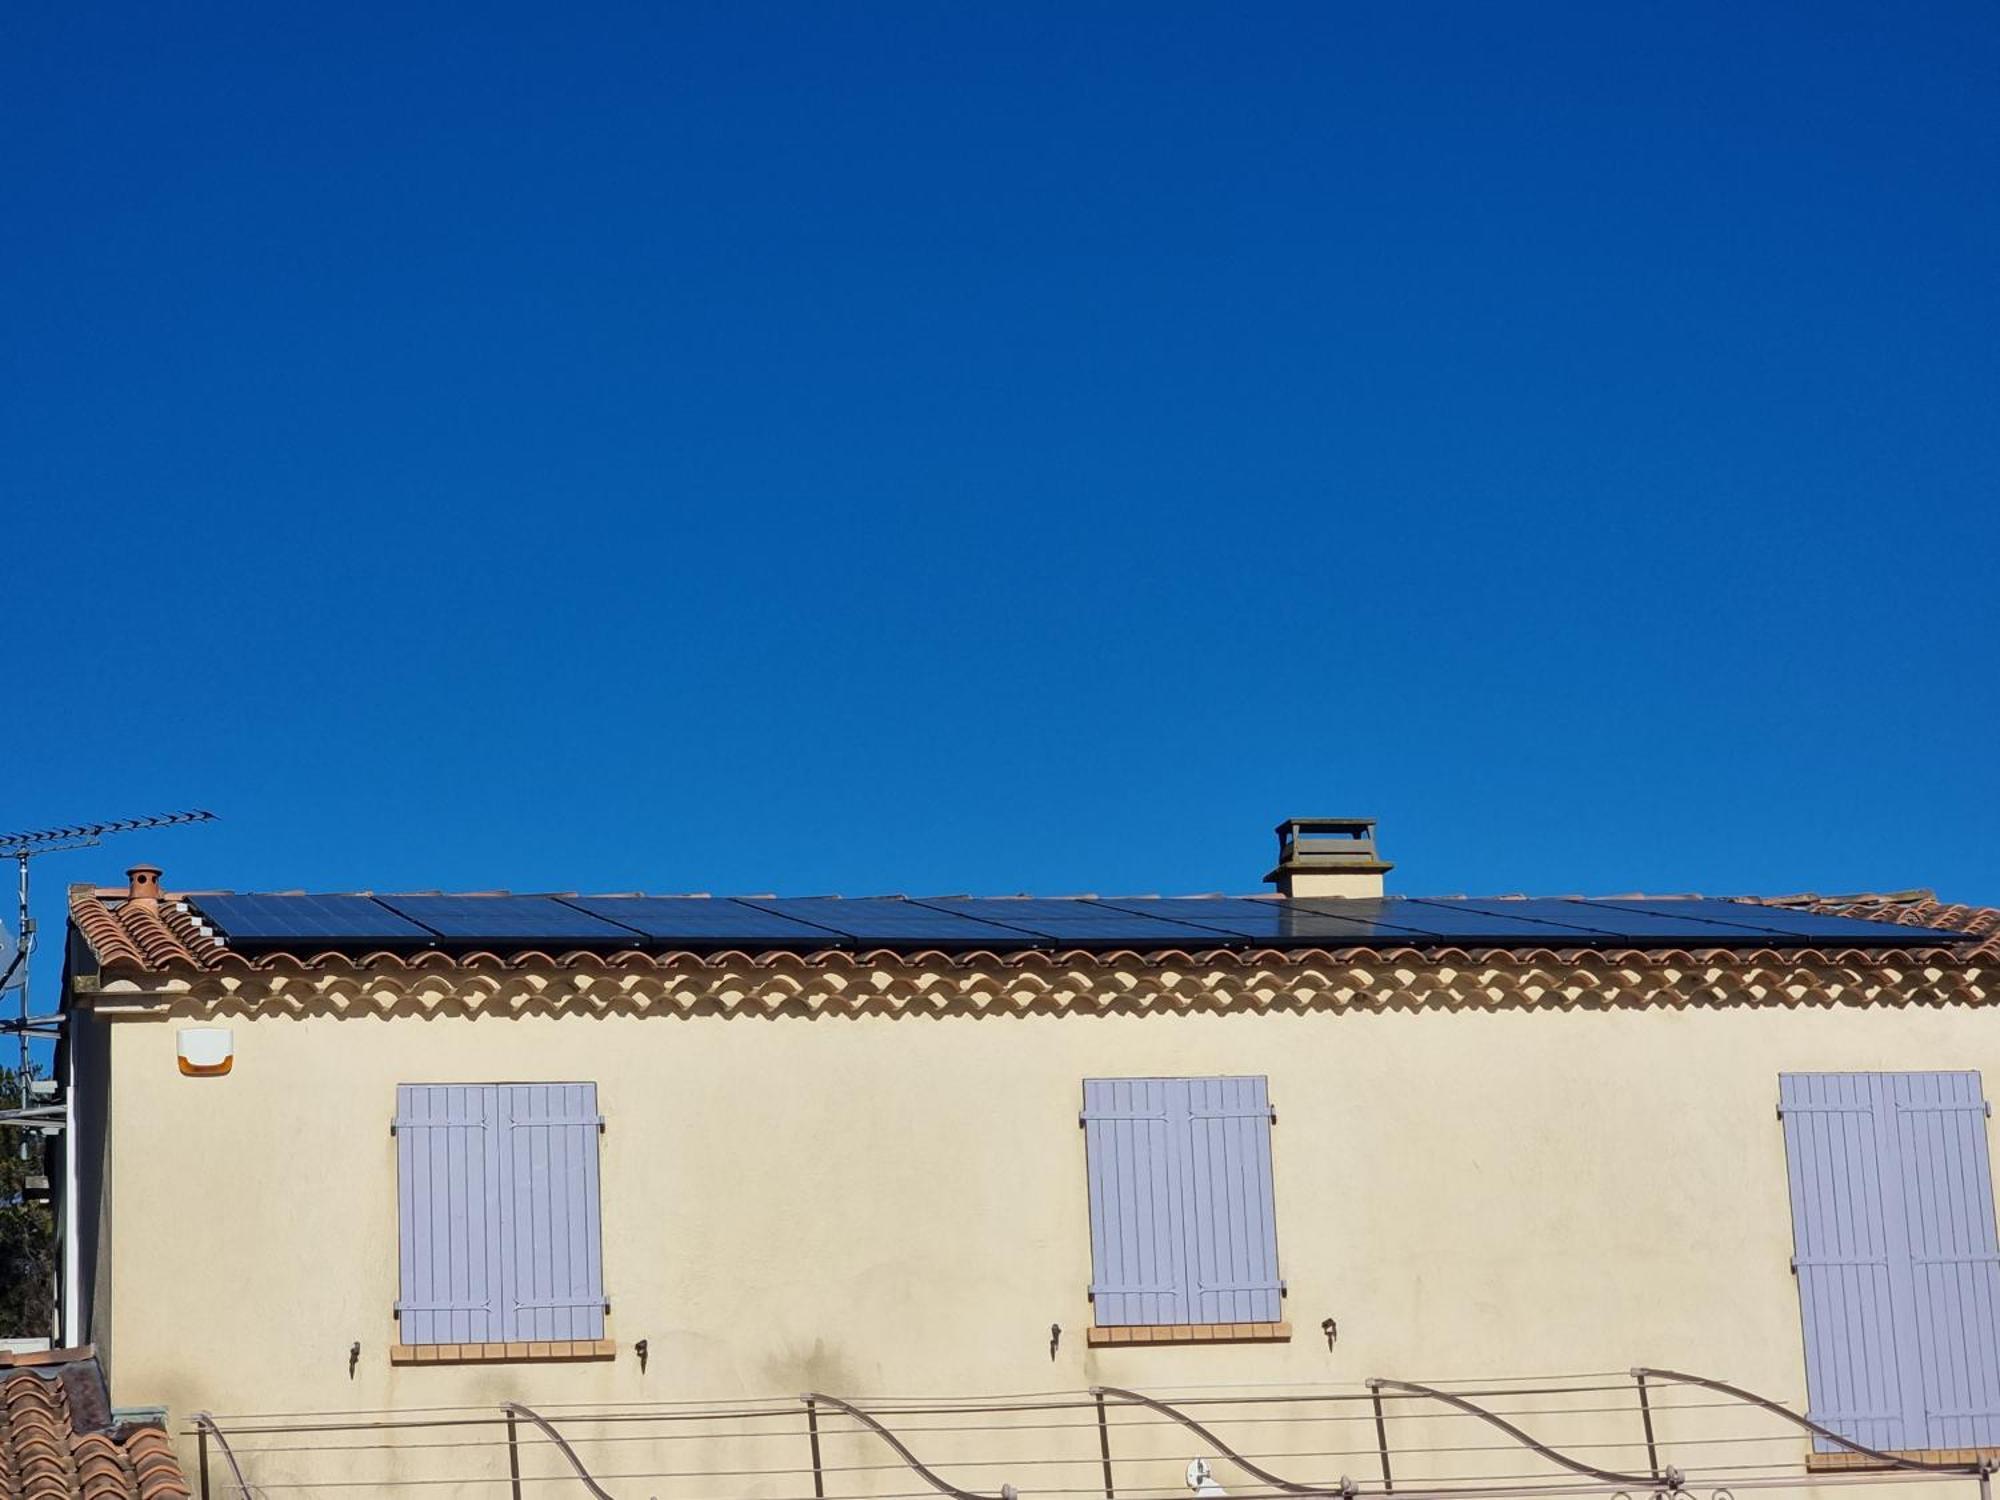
1634;1371;1661;1482
1095;1390;1116;1500
506;1408;523;1500
197;1426;209;1500
1367;1381;1394;1493
806;1395;827;1499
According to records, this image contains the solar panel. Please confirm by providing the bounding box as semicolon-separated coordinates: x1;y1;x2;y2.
1574;898;1971;945
910;898;1247;946
1090;896;1435;943
372;895;645;942
191;893;434;943
1385;897;1625;941
1288;896;1608;942
563;896;845;946
186;889;1974;952
736;897;1049;947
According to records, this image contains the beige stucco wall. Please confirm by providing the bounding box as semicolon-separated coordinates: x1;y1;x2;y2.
84;985;2000;1499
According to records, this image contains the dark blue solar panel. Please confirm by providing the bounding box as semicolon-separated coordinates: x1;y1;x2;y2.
563;896;843;946
1573;898;1971;945
737;897;1047;946
911;898;1245;945
190;889;1973;952
192;893;433;943
1386;897;1623;940
373;895;644;942
1091;896;1435;943
1291;897;1607;941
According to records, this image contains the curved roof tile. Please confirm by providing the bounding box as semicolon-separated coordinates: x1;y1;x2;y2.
0;1349;188;1500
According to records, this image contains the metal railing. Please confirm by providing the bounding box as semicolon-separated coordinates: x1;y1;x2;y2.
184;1367;2000;1500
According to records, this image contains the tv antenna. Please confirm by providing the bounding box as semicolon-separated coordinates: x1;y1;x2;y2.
0;810;217;1127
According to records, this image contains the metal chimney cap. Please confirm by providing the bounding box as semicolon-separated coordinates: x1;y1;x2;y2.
1265;817;1393;882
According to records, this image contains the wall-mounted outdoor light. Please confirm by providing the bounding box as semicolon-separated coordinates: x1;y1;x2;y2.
177;1027;234;1077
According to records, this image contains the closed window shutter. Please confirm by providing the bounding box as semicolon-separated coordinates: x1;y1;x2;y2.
397;1082;605;1346
1083;1076;1279;1327
501;1082;607;1342
1780;1071;2000;1451
395;1085;505;1347
1187;1076;1282;1324
1888;1072;2000;1449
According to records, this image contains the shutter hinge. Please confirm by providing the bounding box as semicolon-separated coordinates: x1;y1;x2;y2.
1775;1102;1784;1121
389;1120;397;1136
1790;1255;1798;1275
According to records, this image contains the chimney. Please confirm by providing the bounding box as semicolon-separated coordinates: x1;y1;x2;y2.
126;865;163;906
1264;817;1391;899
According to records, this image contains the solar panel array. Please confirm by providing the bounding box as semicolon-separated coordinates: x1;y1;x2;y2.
179;891;1973;952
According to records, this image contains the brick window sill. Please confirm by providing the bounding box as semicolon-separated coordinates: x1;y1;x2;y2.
1807;1449;2000;1473
1088;1322;1290;1347
390;1340;616;1365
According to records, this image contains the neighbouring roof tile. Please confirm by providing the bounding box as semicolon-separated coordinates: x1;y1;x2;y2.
0;1348;189;1500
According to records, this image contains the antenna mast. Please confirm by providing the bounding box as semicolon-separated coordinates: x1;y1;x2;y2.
0;810;217;1122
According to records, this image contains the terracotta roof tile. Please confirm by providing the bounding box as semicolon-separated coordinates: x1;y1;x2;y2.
67;887;221;972
0;1350;188;1500
1763;891;2000;960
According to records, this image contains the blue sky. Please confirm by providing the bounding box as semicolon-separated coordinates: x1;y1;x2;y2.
3;1;1996;990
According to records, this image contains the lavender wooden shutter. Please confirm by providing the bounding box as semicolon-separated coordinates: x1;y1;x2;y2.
1083;1076;1280;1327
1782;1071;2000;1452
1887;1071;2000;1449
394;1085;504;1347
1083;1078;1188;1327
1187;1076;1282;1324
499;1082;606;1343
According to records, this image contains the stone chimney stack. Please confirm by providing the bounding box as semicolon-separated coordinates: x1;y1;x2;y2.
1263;818;1391;899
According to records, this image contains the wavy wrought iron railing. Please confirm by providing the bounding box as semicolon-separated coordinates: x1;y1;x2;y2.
185;1366;1998;1500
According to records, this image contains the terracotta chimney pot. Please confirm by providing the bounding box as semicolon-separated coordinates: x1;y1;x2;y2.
126;865;163;905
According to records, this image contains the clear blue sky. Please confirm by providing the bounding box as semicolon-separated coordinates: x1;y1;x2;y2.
4;2;1996;980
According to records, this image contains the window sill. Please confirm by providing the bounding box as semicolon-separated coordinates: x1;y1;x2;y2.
390;1340;616;1365
1088;1322;1290;1347
1807;1449;2000;1473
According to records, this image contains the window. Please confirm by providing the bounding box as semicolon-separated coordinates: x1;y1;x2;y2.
393;1083;607;1348
1081;1075;1282;1329
1779;1071;2000;1452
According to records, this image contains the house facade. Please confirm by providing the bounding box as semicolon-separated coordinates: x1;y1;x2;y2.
52;821;2000;1499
